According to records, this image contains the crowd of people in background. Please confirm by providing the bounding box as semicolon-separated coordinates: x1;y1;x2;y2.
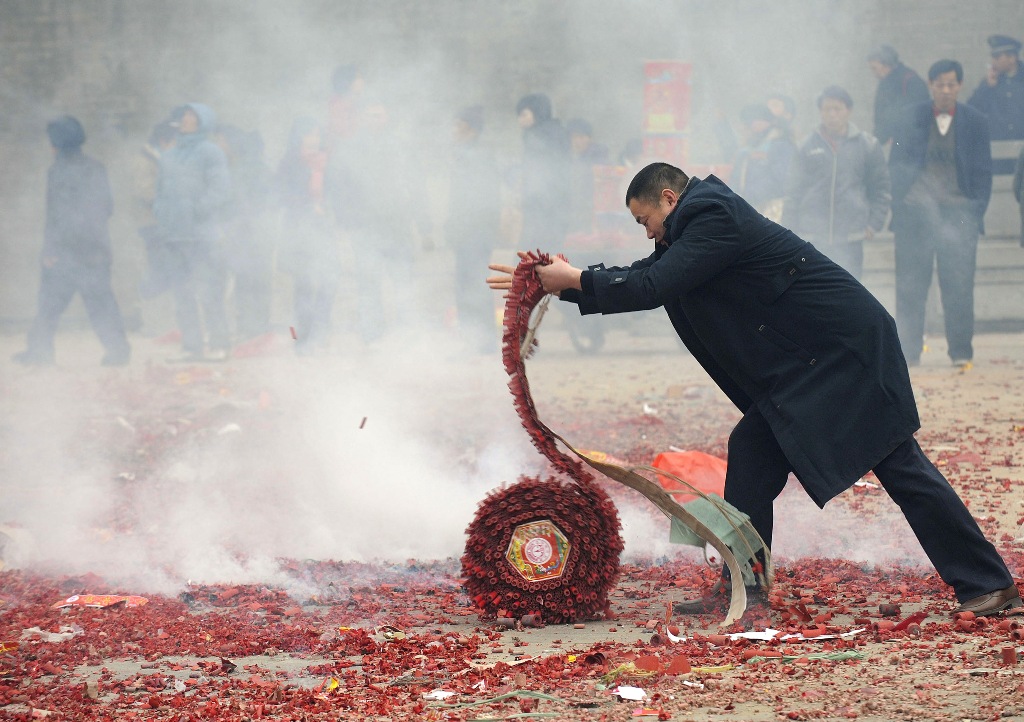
713;35;1023;370
10;34;1024;367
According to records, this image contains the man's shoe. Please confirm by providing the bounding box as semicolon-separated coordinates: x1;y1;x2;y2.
955;585;1022;616
674;579;771;619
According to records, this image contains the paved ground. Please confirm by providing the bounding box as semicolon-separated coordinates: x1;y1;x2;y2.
2;323;1024;720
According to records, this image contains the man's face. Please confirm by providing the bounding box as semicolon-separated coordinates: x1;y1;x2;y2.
819;98;851;136
992;51;1017;74
746;118;771;137
517;108;535;129
627;190;677;244
868;60;891;79
765;98;790;121
178;109;200;134
929;70;961;113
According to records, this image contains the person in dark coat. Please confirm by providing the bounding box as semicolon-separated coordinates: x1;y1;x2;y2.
487;162;1019;617
446;105;502;352
13;115;131;367
968;35;1024;174
566;117;610;234
275;117;338;354
327;101;431;344
152;102;233;361
214;125;274;341
889;59;992;368
729;103;795;221
868;45;930;147
516;93;571;249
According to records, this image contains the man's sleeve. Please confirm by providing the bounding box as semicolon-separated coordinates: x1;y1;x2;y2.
560;257;654;316
588;202;744;313
1013;148;1024;203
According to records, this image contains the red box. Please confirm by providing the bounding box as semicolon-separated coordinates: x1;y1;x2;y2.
643;61;692;133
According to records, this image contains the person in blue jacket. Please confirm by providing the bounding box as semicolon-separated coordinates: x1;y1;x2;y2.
487;161;1018;618
152;103;232;361
889;59;992;369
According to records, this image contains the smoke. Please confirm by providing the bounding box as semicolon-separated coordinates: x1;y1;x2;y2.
0;334;547;592
1;1;1013;596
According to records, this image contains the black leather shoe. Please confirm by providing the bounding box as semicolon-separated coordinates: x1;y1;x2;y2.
955;585;1023;616
674;579;769;615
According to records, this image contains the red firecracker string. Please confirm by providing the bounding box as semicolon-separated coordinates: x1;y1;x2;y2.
462;251;624;623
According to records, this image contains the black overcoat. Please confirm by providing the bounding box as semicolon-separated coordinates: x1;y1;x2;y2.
566;175;920;506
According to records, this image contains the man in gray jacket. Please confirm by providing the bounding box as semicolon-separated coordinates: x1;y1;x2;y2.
782;86;891;280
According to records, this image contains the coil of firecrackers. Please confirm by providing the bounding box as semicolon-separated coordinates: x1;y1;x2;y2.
461;251;768;628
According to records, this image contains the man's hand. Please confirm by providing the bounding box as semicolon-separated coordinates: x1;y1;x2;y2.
486;252;584;297
486;251;531;294
535;256;583;295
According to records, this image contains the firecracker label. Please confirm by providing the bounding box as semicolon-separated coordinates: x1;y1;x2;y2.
506;520;571;582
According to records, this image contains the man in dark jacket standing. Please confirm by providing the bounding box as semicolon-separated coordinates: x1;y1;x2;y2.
446;105;502;352
488;162;1019;617
868;45;930;147
783;86;891;279
516;93;571;250
153;103;232;361
889;60;992;368
969;35;1024;175
13;116;131;367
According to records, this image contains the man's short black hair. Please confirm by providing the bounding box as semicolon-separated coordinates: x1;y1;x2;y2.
928;59;963;83
46;115;86;150
817;85;854;109
867;45;899;67
625;162;690;206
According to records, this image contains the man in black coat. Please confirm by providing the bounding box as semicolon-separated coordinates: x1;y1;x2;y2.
487;162;1019;616
868;45;930;147
515;93;571;250
12;116;131;367
889;59;992;368
968;34;1024;171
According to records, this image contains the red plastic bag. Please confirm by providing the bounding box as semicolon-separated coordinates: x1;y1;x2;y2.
651;450;727;503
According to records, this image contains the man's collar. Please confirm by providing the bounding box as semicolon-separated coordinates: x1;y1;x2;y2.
660;176;699;248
